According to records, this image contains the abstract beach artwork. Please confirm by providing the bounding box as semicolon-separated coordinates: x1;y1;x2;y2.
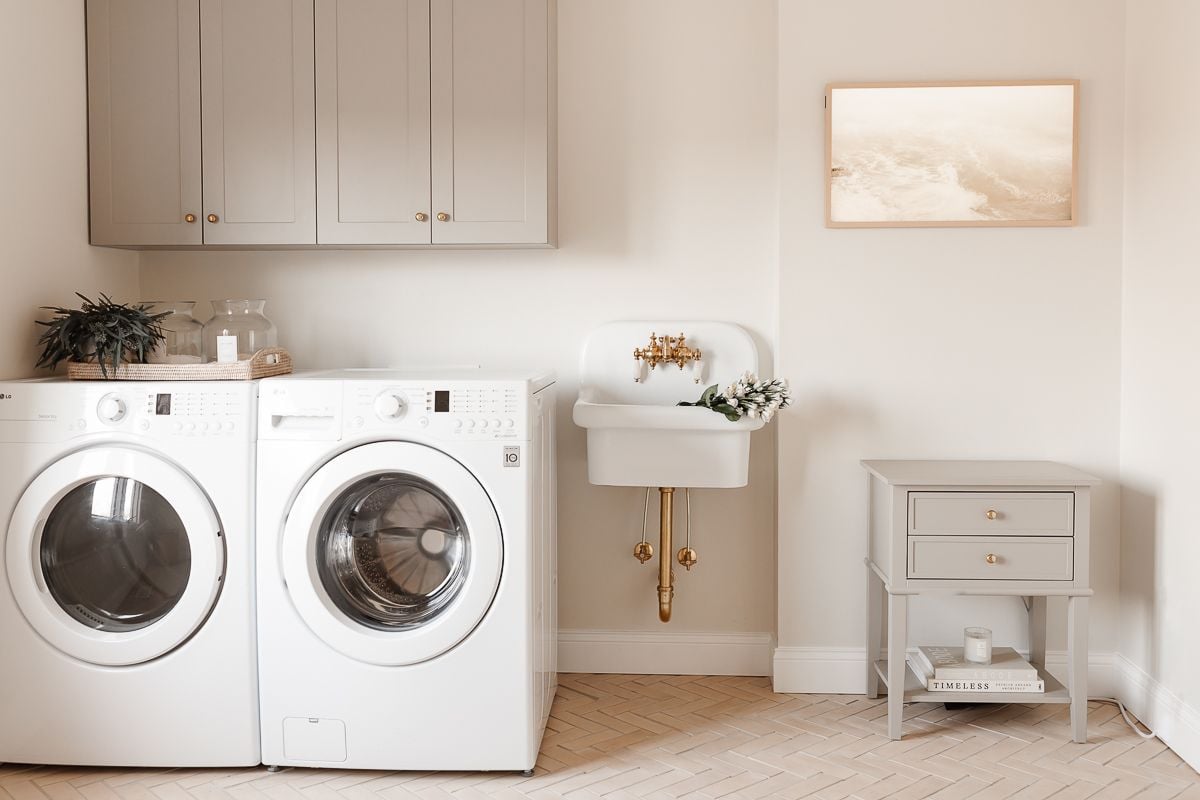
826;81;1078;227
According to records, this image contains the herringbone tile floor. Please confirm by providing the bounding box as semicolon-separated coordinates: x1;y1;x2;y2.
2;674;1197;800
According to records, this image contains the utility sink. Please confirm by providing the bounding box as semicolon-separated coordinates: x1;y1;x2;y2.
573;321;762;489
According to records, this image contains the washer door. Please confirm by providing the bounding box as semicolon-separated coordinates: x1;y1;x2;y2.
282;441;502;666
6;446;224;666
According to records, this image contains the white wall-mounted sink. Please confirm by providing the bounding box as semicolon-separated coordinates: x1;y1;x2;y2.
573;321;762;488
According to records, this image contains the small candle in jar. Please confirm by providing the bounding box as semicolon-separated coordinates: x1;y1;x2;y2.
964;626;992;664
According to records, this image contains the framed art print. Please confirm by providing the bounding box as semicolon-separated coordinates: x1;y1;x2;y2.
826;80;1079;227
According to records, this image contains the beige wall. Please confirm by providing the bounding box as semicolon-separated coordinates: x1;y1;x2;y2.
774;0;1127;685
0;0;139;378
1119;0;1200;763
139;0;780;635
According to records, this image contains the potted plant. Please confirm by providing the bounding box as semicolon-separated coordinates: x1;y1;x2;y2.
36;293;168;378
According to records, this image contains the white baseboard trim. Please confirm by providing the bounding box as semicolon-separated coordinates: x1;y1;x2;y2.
1114;654;1200;770
558;629;775;676
772;646;1120;698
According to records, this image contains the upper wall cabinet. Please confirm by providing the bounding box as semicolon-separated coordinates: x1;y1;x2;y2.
86;0;555;249
87;0;203;246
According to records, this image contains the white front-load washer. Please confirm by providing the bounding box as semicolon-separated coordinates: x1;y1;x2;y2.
256;369;556;772
0;379;260;767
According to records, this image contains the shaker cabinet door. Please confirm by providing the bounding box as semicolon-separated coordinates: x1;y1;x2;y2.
87;0;203;246
315;0;432;245
430;0;551;245
199;0;316;245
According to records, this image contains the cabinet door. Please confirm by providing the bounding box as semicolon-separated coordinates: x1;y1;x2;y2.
430;0;551;245
315;0;431;244
87;0;203;246
200;0;316;244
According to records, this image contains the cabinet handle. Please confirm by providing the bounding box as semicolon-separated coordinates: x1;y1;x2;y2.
415;212;428;222
184;213;197;224
436;212;450;222
985;509;998;520
985;553;998;565
206;213;219;223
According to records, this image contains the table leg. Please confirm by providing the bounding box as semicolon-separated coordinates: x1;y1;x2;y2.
1068;595;1089;743
1028;596;1047;669
866;565;883;699
887;592;907;740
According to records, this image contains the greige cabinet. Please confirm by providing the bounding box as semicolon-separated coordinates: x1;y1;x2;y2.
861;460;1099;744
87;0;203;246
87;0;553;248
316;0;555;246
200;0;317;245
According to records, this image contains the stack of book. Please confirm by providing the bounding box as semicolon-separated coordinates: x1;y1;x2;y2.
911;645;1045;693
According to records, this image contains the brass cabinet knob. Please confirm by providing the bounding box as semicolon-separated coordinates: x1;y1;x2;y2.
985;553;998;565
985;509;998;520
436;212;450;222
415;212;428;222
184;213;197;223
206;213;219;223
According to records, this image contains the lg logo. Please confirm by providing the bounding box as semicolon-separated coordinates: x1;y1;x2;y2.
0;393;12;400
503;446;521;468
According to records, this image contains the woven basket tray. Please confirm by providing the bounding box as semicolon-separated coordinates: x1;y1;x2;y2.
66;347;293;381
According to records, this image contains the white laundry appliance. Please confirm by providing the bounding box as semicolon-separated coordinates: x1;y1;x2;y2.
256;369;557;772
0;379;260;767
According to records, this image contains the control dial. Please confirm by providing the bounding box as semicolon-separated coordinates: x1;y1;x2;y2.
373;392;408;421
97;394;127;424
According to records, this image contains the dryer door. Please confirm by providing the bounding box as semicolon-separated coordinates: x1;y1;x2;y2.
281;441;502;666
5;446;225;666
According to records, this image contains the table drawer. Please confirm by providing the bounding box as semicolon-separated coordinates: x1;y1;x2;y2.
909;492;1074;537
908;536;1073;580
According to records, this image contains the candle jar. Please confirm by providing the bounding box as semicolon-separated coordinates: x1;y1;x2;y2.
144;301;204;364
202;299;278;363
964;626;993;664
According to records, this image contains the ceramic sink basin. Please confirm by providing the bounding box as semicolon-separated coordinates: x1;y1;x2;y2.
573;320;763;489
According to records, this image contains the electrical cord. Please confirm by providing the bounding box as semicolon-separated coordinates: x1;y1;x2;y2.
1088;697;1157;740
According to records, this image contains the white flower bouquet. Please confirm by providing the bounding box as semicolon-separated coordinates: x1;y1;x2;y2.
677;372;792;423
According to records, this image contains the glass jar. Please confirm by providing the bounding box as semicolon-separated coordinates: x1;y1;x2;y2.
201;300;278;363
144;301;204;364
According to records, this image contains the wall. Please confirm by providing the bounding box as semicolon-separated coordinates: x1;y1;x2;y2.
140;0;780;645
774;0;1127;690
0;0;139;378
1118;0;1200;767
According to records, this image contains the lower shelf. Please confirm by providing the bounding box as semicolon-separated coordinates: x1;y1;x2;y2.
874;660;1072;705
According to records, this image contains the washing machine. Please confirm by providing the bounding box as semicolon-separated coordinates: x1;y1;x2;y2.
256;369;557;772
0;379;260;767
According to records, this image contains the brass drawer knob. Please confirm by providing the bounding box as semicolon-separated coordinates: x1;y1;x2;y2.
206;213;219;223
985;509;998;520
436;212;450;222
184;213;197;223
985;553;998;565
415;212;428;222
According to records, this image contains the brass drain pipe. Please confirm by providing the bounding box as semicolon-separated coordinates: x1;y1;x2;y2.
657;488;675;622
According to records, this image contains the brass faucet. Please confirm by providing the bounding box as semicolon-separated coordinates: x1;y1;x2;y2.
633;332;702;372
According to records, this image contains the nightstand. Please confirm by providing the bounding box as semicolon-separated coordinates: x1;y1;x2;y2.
862;460;1100;742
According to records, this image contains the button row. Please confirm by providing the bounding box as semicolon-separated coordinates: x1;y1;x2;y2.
454;418;516;430
172;421;237;433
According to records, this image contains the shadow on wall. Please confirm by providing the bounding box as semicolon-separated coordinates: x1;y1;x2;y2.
1119;484;1159;689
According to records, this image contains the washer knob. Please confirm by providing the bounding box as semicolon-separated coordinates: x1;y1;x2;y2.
97;394;126;423
373;392;407;420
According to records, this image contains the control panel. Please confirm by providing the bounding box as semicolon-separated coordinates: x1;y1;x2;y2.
342;382;527;441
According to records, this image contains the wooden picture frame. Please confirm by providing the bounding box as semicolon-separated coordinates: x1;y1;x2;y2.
825;80;1079;228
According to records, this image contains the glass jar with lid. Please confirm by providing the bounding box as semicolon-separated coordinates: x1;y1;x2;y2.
144;301;204;364
201;300;278;363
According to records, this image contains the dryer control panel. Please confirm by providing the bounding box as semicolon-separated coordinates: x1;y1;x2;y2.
344;382;528;441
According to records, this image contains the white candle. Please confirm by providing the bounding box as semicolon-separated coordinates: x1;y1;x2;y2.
964;627;992;664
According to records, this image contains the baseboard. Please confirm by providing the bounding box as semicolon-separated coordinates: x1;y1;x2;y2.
1115;654;1200;770
558;629;775;676
772;646;1120;697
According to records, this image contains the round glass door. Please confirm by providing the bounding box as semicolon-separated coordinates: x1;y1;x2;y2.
40;477;192;632
282;441;503;666
6;447;224;666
